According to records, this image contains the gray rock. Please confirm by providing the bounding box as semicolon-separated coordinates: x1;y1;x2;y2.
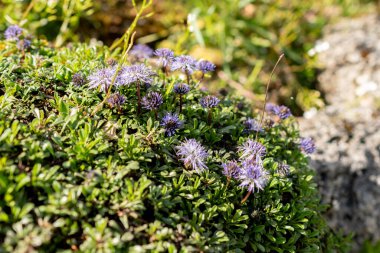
299;14;380;251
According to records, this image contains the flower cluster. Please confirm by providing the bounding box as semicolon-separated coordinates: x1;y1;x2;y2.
200;95;220;108
130;44;154;61
173;83;190;95
72;73;86;87
299;137;316;154
197;60;216;74
171;55;198;75
88;67;115;92
142;91;163;111
220;139;269;195
117;64;155;86
154;48;174;68
244;118;263;133
4;25;23;40
107;93;126;107
266;103;292;120
176;139;208;173
161;113;183;137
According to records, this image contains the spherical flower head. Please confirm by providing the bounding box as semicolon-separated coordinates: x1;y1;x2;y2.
130;44;153;61
265;103;276;112
142;91;163;111
222;160;240;179
116;64;155;86
244;118;263;133
173;83;190;95
154;48;174;68
197;60;216;74
267;104;292;120
161;112;183;136
200;95;220;108
238;139;266;162
176;139;208;173
72;72;86;87
88;67;115;92
17;39;31;51
4;25;23;40
278;162;290;176
107;93;126;107
299;137;316;154
238;161;269;192
171;55;198;74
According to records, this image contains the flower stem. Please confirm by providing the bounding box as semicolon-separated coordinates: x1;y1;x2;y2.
179;95;183;113
154;110;158;120
186;71;190;85
207;109;212;125
137;81;141;115
241;190;252;204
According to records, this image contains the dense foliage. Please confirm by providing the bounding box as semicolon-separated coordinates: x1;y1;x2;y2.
0;28;351;252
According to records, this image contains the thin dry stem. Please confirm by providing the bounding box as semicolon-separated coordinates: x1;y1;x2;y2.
255;54;285;141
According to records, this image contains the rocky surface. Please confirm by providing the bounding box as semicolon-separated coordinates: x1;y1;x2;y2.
299;14;380;251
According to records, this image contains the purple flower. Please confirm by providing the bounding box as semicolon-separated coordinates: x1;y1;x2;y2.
17;39;31;51
238;160;269;192
116;64;155;86
197;60;216;74
107;93;126;107
173;83;190;95
278;162;291;176
161;112;183;136
244;118;263;133
72;72;86;87
142;91;163;111
299;137;316;154
171;55;198;74
267;104;292;120
4;25;23;40
238;139;266;162
176;139;208;173
265;103;276;112
200;95;220;108
154;48;174;68
130;44;154;61
88;67;115;92
222;160;240;179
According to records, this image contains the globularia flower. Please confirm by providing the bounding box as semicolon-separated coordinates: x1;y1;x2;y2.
299;137;316;154
171;55;198;75
176;139;208;173
265;103;276;112
142;91;163;111
130;44;154;61
173;83;190;95
244;118;263;133
72;72;86;87
161;113;183;136
4;25;23;40
17;39;31;51
116;64;155;86
200;95;220;108
238;139;266;162
238;161;269;192
88;67;115;92
154;48;174;68
222;160;240;179
266;104;292;120
107;93;126;107
278;162;291;176
197;60;216;74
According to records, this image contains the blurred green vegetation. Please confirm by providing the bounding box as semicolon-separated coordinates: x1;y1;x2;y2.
0;0;376;113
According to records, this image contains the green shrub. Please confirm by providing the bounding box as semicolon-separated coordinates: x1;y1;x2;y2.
0;28;350;252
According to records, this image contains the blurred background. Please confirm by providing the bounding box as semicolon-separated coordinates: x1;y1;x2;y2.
0;0;375;114
1;0;379;252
